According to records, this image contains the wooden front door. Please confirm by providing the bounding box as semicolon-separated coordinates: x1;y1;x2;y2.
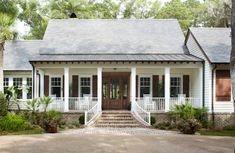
102;72;130;110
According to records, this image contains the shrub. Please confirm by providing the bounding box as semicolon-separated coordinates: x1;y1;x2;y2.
39;96;53;112
79;114;85;125
224;124;235;131
0;113;33;132
39;110;62;133
0;92;7;117
150;116;156;125
155;121;176;130
177;118;201;134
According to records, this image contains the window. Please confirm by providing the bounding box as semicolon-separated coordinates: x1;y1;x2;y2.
13;78;23;99
27;78;32;99
216;70;231;101
139;77;151;97
3;78;9;93
170;77;181;97
51;77;61;97
80;77;91;97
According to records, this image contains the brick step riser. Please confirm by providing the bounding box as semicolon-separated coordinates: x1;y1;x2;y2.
97;122;139;124
101;115;133;117
94;125;143;128
99;118;134;121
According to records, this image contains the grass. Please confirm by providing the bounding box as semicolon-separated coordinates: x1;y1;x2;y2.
200;130;235;137
0;128;44;135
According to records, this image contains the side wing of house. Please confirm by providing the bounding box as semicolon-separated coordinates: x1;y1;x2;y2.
186;29;234;113
186;31;212;112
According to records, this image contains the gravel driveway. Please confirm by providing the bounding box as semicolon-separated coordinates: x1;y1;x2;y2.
0;128;234;153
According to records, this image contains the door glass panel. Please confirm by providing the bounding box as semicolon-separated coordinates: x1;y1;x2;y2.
123;79;127;99
103;79;108;99
110;79;120;100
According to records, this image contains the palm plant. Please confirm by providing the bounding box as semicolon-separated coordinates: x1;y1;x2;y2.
39;96;53;112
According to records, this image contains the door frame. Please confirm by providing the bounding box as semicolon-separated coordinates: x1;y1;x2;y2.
102;72;130;110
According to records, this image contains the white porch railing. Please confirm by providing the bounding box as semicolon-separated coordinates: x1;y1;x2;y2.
46;97;65;112
85;101;101;126
68;97;98;112
132;100;151;126
136;97;201;112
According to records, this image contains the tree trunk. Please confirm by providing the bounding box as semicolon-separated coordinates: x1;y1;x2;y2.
0;42;4;92
230;0;235;113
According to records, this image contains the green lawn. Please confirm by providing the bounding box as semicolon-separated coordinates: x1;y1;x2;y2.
200;130;235;137
1;128;44;135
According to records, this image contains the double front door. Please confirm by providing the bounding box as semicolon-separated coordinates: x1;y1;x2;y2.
102;72;130;110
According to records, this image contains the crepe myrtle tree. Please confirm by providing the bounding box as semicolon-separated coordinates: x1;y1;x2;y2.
230;0;235;114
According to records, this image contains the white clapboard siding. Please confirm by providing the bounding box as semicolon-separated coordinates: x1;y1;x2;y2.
186;33;212;112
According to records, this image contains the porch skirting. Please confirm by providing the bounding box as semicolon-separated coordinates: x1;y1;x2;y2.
62;112;84;123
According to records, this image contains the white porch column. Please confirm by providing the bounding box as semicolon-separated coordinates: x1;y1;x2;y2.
64;67;69;112
38;69;44;97
34;68;39;98
164;67;170;112
131;67;136;111
97;67;102;110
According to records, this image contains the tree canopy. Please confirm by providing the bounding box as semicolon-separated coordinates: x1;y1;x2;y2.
0;0;232;40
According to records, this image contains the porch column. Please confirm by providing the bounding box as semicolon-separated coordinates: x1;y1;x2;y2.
164;67;170;112
131;67;136;111
97;67;102;110
64;67;69;112
34;68;39;98
38;69;44;97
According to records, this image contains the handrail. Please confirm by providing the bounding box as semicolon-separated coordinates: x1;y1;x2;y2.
85;101;101;126
132;100;151;126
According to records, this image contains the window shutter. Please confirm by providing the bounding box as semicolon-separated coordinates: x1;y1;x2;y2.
152;75;159;97
162;75;165;97
183;75;190;97
136;75;138;97
44;75;49;96
62;75;64;97
92;75;97;97
72;75;78;97
216;70;231;101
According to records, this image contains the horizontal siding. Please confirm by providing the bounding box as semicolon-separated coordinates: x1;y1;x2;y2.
214;102;234;113
187;34;212;111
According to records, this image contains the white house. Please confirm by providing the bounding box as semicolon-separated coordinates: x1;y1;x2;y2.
0;19;233;126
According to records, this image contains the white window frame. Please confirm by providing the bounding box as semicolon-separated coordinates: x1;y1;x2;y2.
3;77;9;92
49;75;63;98
79;75;92;97
138;75;152;98
170;75;183;97
26;77;32;99
12;77;24;100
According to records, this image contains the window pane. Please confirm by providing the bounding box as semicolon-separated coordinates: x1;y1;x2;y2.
140;87;150;97
170;77;181;97
110;79;120;100
103;79;108;99
51;87;61;97
81;87;90;97
140;77;151;97
13;78;23;99
123;80;128;99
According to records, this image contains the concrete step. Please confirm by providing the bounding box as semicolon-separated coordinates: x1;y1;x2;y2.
97;121;138;124
94;124;143;128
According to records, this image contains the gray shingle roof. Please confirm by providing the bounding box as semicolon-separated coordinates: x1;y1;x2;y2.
4;19;202;71
3;41;42;70
41;19;186;54
189;28;231;63
30;54;202;62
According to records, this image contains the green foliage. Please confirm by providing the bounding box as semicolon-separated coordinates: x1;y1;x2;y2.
0;113;33;132
223;124;235;131
39;96;53;112
200;130;235;137
0;0;18;17
79;114;85;125
0;92;7;116
177;118;201;134
169;102;208;121
39;110;62;133
150;116;156;125
4;86;22;111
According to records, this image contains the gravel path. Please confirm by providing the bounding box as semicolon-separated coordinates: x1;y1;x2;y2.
61;127;179;136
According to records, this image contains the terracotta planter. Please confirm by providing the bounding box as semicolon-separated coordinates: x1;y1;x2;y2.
45;124;58;133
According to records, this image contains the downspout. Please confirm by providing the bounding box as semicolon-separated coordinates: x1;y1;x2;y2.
211;65;217;124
